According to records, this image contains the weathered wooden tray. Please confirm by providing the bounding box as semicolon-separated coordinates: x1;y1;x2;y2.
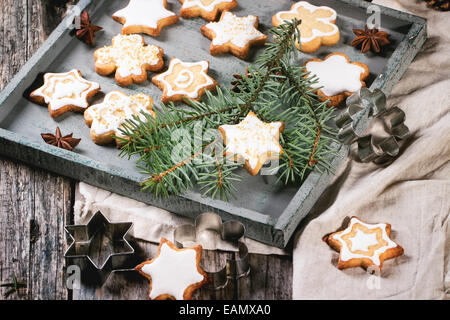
0;0;426;248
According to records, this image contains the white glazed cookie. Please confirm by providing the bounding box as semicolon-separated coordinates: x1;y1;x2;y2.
135;238;208;300
152;58;218;103
29;69;100;118
84;91;155;146
94;34;164;87
304;52;370;107
200;11;267;60
112;0;179;36
324;217;404;271
272;1;340;53
219;111;284;176
179;0;238;21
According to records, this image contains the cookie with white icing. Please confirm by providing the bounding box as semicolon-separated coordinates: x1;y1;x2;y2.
304;52;370;107
219;111;284;176
94;34;164;87
135;238;208;300
179;0;238;21
152;58;218;103
200;11;267;60
84;91;155;146
324;217;404;271
112;0;179;36
272;1;340;53
29;69;100;118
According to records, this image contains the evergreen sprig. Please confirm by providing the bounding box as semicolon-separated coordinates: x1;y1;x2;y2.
118;19;339;200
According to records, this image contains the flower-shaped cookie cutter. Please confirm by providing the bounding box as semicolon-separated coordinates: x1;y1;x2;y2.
173;212;250;290
335;88;409;164
64;211;135;285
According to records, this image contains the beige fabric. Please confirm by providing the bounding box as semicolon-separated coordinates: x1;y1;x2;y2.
292;0;450;300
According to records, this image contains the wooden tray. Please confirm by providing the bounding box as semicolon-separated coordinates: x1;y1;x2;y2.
0;0;426;248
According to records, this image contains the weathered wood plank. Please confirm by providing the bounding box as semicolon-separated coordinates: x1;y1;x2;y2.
0;0;75;300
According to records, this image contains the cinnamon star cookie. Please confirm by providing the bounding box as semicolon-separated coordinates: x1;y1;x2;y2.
30;69;100;118
179;0;238;21
152;58;218;103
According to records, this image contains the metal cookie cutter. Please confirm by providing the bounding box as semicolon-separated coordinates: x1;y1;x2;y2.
174;212;250;290
335;88;410;164
64;211;135;285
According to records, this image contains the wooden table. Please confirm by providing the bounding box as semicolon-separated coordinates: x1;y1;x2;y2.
0;0;292;300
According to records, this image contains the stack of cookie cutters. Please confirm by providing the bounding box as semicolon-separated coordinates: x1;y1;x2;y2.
335;88;410;164
174;212;250;290
64;211;135;285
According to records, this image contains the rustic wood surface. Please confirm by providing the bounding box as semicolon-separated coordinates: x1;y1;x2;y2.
0;0;293;300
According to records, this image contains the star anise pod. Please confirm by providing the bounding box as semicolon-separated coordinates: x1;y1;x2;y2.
75;10;102;46
41;127;81;151
422;0;450;11
351;25;390;53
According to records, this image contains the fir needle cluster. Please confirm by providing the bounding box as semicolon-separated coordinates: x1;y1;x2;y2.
118;19;338;200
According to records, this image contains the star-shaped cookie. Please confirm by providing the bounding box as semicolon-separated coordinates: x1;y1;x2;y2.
324;217;404;271
272;1;340;53
112;0;179;36
304;52;370;107
218;111;284;176
135;238;208;300
29;69;100;118
201;11;267;60
84;91;155;146
94;34;164;87
179;0;238;21
152;58;218;103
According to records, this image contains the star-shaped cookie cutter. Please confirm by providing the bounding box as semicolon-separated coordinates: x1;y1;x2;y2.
173;212;250;290
64;211;135;285
335;88;409;164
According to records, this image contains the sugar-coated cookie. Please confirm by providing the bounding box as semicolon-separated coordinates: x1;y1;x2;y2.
94;34;164;87
29;69;100;118
135;238;208;300
304;52;370;107
152;58;218;103
112;0;179;36
200;11;267;60
323;217;404;271
272;1;339;53
219;111;284;176
179;0;238;21
84;91;155;146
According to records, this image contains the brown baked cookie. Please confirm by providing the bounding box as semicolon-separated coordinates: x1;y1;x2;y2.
323;216;404;271
218;111;284;176
94;34;164;87
304;52;370;107
272;1;340;53
112;0;179;36
200;11;267;60
135;238;208;300
152;58;218;103
29;69;100;118
84;91;155;146
179;0;238;21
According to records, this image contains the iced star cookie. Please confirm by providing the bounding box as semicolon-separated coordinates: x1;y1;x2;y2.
152;58;218;103
200;11;267;60
84;91;155;146
324;217;404;271
94;34;164;87
135;238;208;300
29;69;100;118
112;0;179;36
304;53;370;107
219;111;284;176
179;0;238;21
272;1;339;53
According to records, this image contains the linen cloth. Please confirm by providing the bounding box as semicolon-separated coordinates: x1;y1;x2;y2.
74;0;449;299
292;0;449;299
